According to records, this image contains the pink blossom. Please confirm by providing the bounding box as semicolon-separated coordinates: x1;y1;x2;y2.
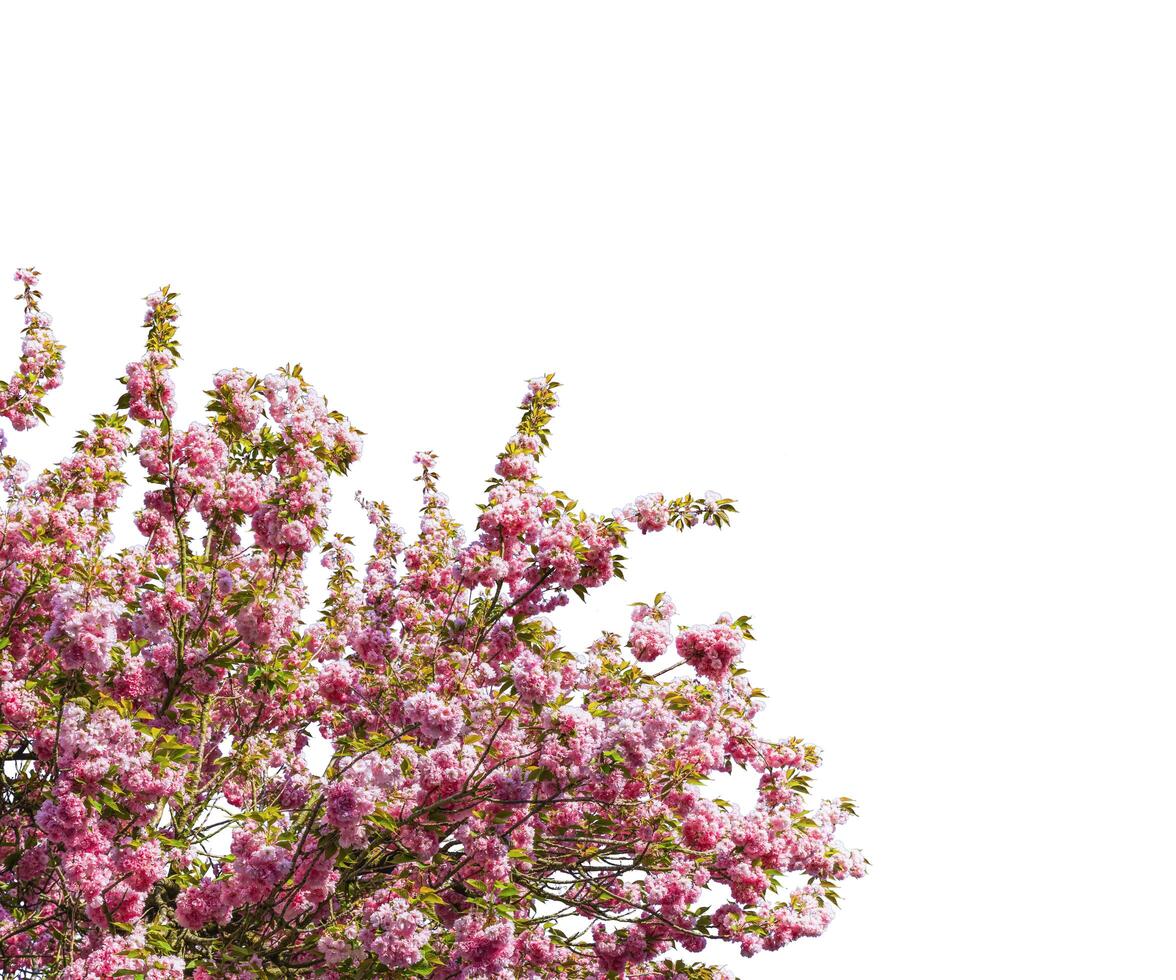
676;618;745;682
360;892;431;969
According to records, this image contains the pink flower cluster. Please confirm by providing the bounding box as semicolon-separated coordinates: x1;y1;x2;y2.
126;352;177;422
359;892;432;969
46;586;121;675
1;267;63;432
676;616;746;682
629;592;676;662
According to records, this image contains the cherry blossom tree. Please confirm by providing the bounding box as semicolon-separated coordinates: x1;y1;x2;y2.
0;270;864;978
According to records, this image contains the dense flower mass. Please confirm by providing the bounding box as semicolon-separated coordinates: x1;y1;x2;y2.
0;272;864;978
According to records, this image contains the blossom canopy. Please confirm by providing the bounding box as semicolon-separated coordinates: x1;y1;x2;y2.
0;271;864;978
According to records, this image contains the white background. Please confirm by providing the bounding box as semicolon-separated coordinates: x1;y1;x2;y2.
2;4;1173;977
